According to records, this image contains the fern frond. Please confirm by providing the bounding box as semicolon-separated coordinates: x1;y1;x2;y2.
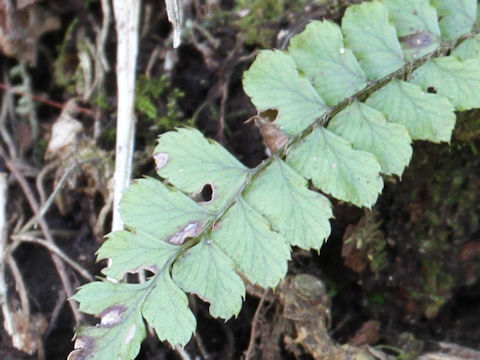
70;1;480;359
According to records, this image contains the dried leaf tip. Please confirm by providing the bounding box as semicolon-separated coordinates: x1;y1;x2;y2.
153;152;169;171
67;336;94;360
249;114;290;154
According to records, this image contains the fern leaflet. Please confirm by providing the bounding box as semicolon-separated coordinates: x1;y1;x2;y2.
69;1;480;359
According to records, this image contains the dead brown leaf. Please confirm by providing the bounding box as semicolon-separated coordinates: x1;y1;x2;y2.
0;0;60;64
348;320;380;347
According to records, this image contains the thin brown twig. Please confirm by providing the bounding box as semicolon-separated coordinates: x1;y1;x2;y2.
43;290;66;340
0;146;83;323
194;332;211;360
244;289;269;360
20;158;101;235
220;318;236;360
6;256;30;317
192;23;220;49
174;345;192;360
0;82;94;117
35;160;60;206
140;3;153;40
217;80;229;144
216;43;240;143
96;0;111;74
10;235;92;281
94;186;113;235
145;46;162;77
0;80;17;158
12;229;79;240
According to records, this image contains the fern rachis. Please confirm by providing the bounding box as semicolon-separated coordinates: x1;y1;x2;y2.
69;1;480;359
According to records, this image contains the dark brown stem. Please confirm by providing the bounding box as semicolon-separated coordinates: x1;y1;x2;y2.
244;289;269;360
0;146;83;323
0;82;94;117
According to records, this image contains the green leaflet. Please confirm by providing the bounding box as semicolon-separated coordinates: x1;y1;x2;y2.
119;177;213;244
242;50;328;135
286;127;383;208
244;158;332;250
288;20;368;106
409;56;480;111
328;101;412;176
72;275;197;353
342;1;405;79
71;1;480;357
70;282;148;360
431;0;477;41
142;270;196;345
154;128;250;211
97;230;179;281
366;80;456;142
384;0;441;61
172;239;245;319
452;33;480;60
211;197;291;288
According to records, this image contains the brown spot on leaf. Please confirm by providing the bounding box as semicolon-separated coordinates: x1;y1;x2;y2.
168;221;202;245
99;305;127;328
153;152;169;171
67;335;95;360
212;221;222;231
401;32;434;49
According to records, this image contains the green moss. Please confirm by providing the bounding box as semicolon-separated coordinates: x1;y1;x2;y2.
383;140;480;318
235;0;285;46
234;0;331;47
369;292;386;305
233;0;358;47
135;75;168;120
454;110;480;142
419;260;454;319
135;75;186;131
93;94;112;111
343;210;389;275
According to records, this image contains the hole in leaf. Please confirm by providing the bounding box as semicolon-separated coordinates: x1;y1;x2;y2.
144;269;155;279
200;183;213;202
260;109;278;121
192;183;216;203
427;86;437;94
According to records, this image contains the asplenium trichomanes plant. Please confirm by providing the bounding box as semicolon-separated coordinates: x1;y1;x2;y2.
69;1;480;358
